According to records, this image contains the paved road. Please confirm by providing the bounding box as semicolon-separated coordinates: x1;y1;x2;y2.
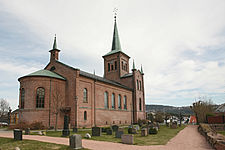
0;125;213;150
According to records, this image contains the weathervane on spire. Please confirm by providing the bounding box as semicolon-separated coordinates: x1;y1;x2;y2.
113;8;118;20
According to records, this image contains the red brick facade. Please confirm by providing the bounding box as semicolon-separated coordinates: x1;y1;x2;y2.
18;20;146;128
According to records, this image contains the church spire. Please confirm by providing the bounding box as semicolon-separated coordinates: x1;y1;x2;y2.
53;34;57;49
132;59;136;70
111;15;122;51
141;64;144;74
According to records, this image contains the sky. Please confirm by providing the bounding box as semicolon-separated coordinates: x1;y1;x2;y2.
0;0;225;110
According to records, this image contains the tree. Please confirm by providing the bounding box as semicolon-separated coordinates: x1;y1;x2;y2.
190;96;214;124
0;98;10;118
51;86;64;131
154;112;164;123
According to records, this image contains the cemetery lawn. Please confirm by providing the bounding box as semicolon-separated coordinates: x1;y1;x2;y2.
0;137;88;150
34;125;186;145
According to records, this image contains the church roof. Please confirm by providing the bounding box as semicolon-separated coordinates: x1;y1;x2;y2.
49;60;132;90
121;73;133;78
19;69;66;80
80;70;132;91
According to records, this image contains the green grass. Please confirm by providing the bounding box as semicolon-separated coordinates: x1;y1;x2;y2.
31;125;186;145
218;131;225;136
0;137;88;150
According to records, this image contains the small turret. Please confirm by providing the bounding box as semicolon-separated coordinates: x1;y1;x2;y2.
49;35;60;61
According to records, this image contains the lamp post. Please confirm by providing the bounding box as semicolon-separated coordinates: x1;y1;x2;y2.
74;96;78;128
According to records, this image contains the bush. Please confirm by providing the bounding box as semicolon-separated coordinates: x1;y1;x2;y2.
149;128;158;134
30;121;45;130
138;119;148;127
8;121;29;130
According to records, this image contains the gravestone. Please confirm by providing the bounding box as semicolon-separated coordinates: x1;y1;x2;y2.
121;134;134;144
73;127;78;133
62;115;70;136
115;129;124;138
112;125;119;132
141;128;148;136
85;133;91;139
69;134;82;149
14;129;22;140
128;128;137;134
38;131;42;135
106;128;112;135
171;122;177;129
92;127;101;136
25;128;30;135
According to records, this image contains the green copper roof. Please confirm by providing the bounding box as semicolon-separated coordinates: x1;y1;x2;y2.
111;16;121;51
103;16;125;57
21;69;65;80
53;35;57;49
132;59;136;70
141;65;144;74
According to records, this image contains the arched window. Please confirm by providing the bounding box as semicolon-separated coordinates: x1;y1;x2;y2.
139;98;142;111
111;64;114;70
36;87;45;108
84;111;87;120
83;88;88;102
115;61;117;70
104;91;109;108
124;96;127;110
108;63;110;71
122;61;124;70
21;88;25;109
112;93;115;109
118;94;121;109
139;81;141;90
137;80;139;90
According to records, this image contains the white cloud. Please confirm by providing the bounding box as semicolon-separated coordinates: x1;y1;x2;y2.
0;0;225;108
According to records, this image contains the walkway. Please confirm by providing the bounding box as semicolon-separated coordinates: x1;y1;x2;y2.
0;125;213;150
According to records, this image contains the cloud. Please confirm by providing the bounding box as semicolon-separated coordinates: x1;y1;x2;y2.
0;0;225;109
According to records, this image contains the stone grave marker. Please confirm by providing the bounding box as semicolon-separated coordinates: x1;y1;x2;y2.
62;115;70;136
14;129;22;140
106;128;112;135
85;133;91;139
73;127;78;133
128;128;137;134
115;128;124;138
92;127;101;136
25;128;30;135
141;128;148;136
69;134;82;149
112;125;119;132
121;134;134;144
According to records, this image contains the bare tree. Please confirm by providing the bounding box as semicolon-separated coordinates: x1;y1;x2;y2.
0;98;10;118
51;86;63;131
190;96;214;124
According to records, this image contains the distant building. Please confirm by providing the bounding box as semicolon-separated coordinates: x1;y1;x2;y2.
10;109;19;125
18;16;146;128
189;115;197;124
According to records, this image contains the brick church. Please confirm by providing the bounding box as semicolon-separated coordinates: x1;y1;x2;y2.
18;16;146;128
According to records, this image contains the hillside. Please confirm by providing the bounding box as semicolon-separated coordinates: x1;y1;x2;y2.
146;104;194;116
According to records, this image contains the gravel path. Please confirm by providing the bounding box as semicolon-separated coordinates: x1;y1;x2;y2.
0;125;213;150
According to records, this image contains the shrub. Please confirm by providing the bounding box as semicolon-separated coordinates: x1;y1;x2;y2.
8;121;29;130
149;128;158;134
138;119;148;127
30;121;45;130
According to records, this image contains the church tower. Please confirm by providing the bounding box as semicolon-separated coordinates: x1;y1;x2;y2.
103;16;130;83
